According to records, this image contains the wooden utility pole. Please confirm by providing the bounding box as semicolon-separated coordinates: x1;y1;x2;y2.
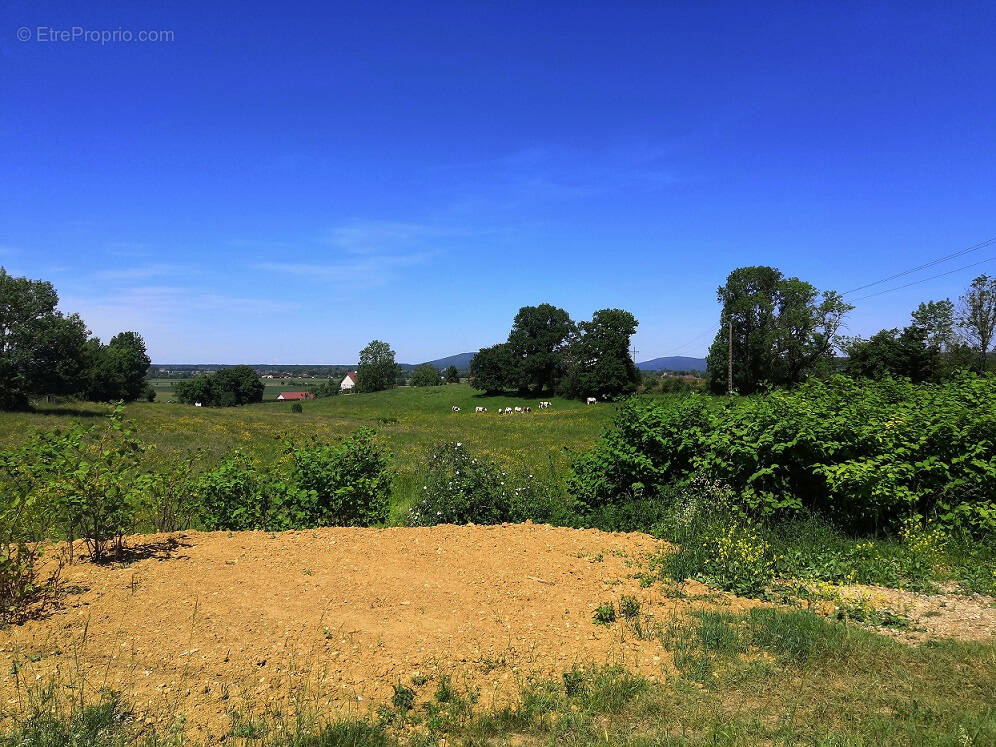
727;319;733;395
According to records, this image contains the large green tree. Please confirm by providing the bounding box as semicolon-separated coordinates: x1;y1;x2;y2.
173;365;263;406
705;266;852;394
469;344;515;394
957;274;996;372
356;340;400;393
506;304;574;394
83;331;151;402
559;308;640;399
0;268;89;410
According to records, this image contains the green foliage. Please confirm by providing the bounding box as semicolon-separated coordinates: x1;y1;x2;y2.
704;265;852;394
0;268;90;410
559;308;640;400
82;332;151;402
406;443;561;526
469;344;515;394
592;602;616;625
130;456;199;533
194;451;291;531
957;273;996;372
409;363;442;387
290;402;303;413
286;429;391;527
506;304;575;394
571;374;996;534
44;407;144;562
444;364;460;383
356;340;400;393
173;365;264;406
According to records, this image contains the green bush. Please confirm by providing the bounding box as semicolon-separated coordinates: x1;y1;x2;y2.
286;429;391;527
570;374;996;534
406;443;561;526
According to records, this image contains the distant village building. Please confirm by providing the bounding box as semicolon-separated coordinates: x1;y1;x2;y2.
276;392;314;401
340;371;358;391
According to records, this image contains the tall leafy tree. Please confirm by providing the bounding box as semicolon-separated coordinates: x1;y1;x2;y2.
957;274;996;372
705;266;852;394
506;304;574;394
444;364;460;383
559;309;640;399
0;268;89;410
469;344;515;394
83;331;151;402
911;299;957;351
356;339;400;393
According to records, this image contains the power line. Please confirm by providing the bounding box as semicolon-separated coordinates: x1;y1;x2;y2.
842;236;996;296
849;255;996;302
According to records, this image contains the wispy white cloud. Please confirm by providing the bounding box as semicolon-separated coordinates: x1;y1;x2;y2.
254;252;433;290
93;263;195;281
437;142;685;211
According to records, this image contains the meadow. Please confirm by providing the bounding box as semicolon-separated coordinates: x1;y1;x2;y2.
0;384;618;521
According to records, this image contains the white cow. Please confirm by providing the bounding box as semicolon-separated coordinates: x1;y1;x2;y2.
475;406;487;412
452;406;461;412
514;406;522;413
538;401;552;409
586;397;597;405
504;407;513;415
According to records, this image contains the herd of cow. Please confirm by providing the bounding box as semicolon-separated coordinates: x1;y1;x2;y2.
449;398;597;414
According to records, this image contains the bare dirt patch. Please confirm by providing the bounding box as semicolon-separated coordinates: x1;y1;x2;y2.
0;524;691;740
834;583;996;643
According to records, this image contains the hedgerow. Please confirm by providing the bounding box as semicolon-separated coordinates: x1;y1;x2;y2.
570;373;996;534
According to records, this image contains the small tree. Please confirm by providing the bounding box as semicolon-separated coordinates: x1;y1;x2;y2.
410;363;442;387
444;364;460;383
356;340;400;393
957;274;996;372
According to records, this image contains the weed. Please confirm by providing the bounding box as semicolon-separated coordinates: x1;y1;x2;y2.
592;602;616;625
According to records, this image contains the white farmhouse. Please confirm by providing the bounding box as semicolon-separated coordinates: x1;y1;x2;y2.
340;371;357;391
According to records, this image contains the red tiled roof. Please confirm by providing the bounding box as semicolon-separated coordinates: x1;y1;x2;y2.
278;392;314;400
344;371;357;382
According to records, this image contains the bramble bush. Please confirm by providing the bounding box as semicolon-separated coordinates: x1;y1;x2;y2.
285;428;391;527
570;374;996;535
407;442;563;526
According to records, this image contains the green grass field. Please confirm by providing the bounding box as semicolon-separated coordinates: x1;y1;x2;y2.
146;377;328;401
0;384;619;521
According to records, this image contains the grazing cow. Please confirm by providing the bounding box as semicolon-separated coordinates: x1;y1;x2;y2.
475;406;486;412
504;407;513;415
524;406;531;413
586;397;597;405
514;406;523;413
538;401;551;409
452;406;461;412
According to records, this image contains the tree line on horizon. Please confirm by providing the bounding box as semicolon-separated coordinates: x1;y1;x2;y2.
704;265;996;394
2;265;994;410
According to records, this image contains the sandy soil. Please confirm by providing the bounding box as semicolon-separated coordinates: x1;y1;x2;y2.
0;524;690;740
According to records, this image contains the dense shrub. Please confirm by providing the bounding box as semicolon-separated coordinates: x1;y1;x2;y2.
286;429;391;527
407;443;562;526
570;374;996;534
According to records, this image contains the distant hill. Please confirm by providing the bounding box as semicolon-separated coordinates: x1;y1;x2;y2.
420;351;477;372
637;356;707;372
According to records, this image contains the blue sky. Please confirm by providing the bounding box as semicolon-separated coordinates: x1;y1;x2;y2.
1;1;994;363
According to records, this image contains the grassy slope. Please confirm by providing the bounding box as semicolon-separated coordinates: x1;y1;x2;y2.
0;385;619;521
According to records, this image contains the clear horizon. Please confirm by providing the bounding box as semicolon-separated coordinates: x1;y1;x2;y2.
2;1;994;363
